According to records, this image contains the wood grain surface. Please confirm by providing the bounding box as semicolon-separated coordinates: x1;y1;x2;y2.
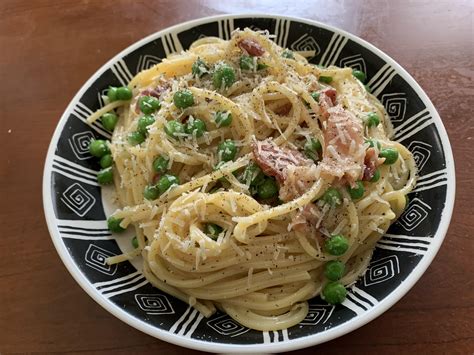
0;0;472;353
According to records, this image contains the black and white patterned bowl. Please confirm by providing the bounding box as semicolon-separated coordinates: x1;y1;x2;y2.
43;14;455;352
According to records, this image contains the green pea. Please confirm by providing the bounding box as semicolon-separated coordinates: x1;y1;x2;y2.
352;69;366;83
242;162;265;187
217;140;237;162
192;57;209;78
89;139;110;158
107;216;126;233
127;131;146;145
139;96;161;114
322;282;347;304
281;50;294;59
322;187;342;206
347;181;365;200
157;174;180;194
101;112;118;131
366;112;380;128
311;92;320;102
324;260;345;281
97;167;113;185
257;178;278;199
143;184;160;200
214;111;233;127
164;120;185;139
131;236;139;248
185;118;207;137
325;234;349;256
137;115;156;135
213;63;236;90
365;139;382;150
380;148;399;165
204;223;223;240
319;76;333;84
153;156;169;174
99;154;113;168
173;89;194;109
116;87;133;100
304;138;322;161
239;55;255;71
107;86;118;102
370;169;381;183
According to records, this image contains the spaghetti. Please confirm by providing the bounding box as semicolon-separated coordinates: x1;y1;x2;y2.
87;29;416;331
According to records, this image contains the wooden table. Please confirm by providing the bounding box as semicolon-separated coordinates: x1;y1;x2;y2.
1;0;472;353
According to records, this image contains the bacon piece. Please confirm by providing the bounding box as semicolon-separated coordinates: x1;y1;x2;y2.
150;90;161;98
145;80;171;98
290;204;326;245
238;39;265;56
290;203;320;230
141;88;159;98
320;105;365;185
322;88;337;105
252;139;313;184
318;88;337;120
279;164;318;202
362;147;384;181
152;173;161;184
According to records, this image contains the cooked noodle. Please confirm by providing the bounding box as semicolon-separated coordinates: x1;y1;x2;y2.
88;29;416;331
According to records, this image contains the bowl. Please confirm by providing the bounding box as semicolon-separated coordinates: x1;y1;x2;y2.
43;14;455;353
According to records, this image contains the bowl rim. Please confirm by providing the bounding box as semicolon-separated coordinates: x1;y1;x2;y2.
42;13;456;353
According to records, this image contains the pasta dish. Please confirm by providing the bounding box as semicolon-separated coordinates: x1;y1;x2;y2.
86;29;416;331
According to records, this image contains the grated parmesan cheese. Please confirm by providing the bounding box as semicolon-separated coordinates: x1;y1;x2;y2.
316;203;330;229
169;217;185;227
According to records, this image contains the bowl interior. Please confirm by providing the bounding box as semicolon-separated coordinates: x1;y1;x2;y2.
43;14;454;352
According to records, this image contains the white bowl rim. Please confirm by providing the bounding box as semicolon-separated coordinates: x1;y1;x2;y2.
42;13;456;353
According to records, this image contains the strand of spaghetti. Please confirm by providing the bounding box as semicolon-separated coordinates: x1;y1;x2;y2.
224;281;316;311
143;256;215;317
296;232;325;259
222;302;309;331
106;248;141;264
86;100;127;123
129;55;197;88
190;36;226;48
182;270;311;300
